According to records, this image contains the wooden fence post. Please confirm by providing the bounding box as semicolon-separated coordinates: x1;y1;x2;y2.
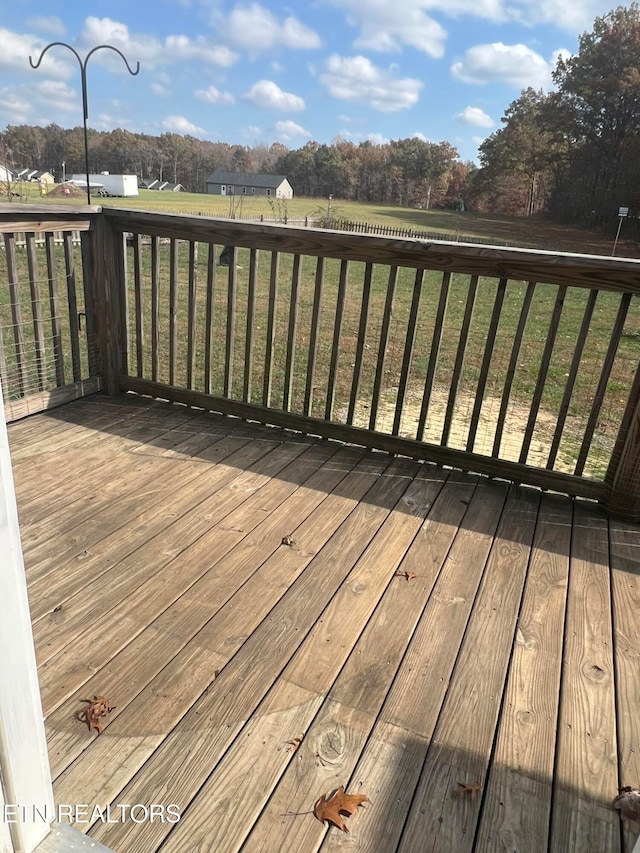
606;364;640;520
93;213;125;396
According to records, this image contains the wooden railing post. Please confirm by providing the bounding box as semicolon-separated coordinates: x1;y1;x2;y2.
93;213;126;396
606;364;640;521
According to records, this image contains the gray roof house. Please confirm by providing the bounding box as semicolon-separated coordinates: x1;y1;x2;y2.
205;171;293;199
138;179;159;189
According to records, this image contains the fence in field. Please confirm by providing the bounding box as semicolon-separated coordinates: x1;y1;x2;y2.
330;218;516;247
2;204;640;519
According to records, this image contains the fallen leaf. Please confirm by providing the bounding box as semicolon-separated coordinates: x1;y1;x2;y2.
314;786;370;833
52;605;63;613
453;782;482;801
395;570;417;581
286;734;304;753
75;696;115;735
281;535;296;547
613;786;640;820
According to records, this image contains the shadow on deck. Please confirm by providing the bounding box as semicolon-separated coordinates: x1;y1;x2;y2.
8;393;640;853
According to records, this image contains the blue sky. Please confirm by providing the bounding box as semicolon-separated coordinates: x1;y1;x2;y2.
0;0;620;163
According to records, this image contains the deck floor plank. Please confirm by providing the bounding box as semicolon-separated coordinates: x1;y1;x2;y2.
474;493;572;852
607;516;640;853
4;395;630;853
549;504;620;852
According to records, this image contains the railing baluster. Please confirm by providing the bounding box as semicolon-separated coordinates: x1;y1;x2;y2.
169;238;178;386
115;230;129;377
151;236;160;383
186;241;197;388
303;256;325;416
204;243;216;395
492;281;536;457
417;271;451;441
282;254;301;411
3;234;28;397
347;263;373;426
223;246;237;397
133;233;144;378
574;292;632;476
369;265;398;431
45;233;64;387
441;274;478;446
519;285;567;464
243;248;258;402
262;252;279;407
63;232;81;382
466;277;508;453
393;268;423;436
546;290;598;470
25;232;47;391
325;259;348;421
80;231;99;378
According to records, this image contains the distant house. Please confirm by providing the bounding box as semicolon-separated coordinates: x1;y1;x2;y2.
138;179;159;189
15;169;54;183
205;171;293;199
0;164;15;183
158;182;185;192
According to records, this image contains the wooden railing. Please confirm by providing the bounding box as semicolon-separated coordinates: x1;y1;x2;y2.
0;206;103;419
2;203;640;520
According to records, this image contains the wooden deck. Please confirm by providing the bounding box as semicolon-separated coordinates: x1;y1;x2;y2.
8;394;640;853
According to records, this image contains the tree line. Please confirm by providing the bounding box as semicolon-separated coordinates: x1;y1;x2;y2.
473;3;640;228
0;121;471;209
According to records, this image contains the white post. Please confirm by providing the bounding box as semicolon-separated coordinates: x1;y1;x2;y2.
0;377;55;852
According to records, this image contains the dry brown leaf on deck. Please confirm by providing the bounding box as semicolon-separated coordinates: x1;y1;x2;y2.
453;782;482;801
395;570;417;581
613;786;640;820
281;535;296;547
75;696;115;735
314;786;370;833
285;734;304;753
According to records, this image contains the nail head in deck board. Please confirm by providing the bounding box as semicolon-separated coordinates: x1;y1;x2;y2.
86;458;416;851
474;493;572;852
609;518;640;853
550;504;619;852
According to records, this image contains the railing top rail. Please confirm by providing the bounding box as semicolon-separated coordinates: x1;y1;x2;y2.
0;203;101;234
102;206;640;294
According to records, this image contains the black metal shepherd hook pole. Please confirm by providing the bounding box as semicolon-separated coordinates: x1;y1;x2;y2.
29;43;140;205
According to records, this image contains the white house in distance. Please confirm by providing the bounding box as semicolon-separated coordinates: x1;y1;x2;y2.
205;171;293;199
0;164;15;182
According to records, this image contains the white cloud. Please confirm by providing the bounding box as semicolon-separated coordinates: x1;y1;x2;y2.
0;88;33;124
33;80;79;112
455;106;494;127
274;120;312;140
151;83;170;97
0;27;73;79
25;16;65;36
330;0;609;37
451;42;558;88
336;129;389;144
195;85;235;105
162;115;206;135
223;4;320;52
79;17;238;69
328;0;447;58
244;80;305;111
320;55;422;113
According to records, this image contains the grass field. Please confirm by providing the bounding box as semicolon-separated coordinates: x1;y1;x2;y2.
9;181;640;256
